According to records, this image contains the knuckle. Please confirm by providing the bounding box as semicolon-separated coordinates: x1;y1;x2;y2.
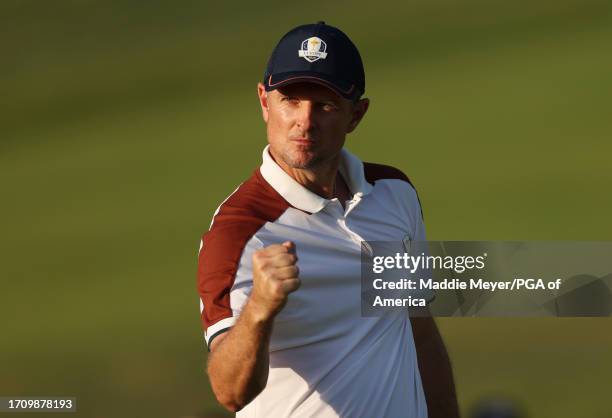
279;254;295;266
280;267;293;278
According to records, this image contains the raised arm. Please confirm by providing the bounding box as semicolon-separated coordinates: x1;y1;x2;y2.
207;241;300;412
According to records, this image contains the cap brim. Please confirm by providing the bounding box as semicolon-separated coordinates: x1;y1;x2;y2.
265;72;360;100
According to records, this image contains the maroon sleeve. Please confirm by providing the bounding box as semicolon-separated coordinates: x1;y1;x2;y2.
197;169;289;338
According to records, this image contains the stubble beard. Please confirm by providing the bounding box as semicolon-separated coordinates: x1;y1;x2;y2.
279;146;327;170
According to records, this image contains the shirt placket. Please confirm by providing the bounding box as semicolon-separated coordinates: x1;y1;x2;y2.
327;195;367;248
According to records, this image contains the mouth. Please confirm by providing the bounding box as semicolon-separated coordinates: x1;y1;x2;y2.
291;138;315;146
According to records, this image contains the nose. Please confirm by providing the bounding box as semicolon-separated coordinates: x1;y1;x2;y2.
295;101;316;132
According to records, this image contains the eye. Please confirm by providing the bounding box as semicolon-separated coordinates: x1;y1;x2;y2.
320;102;339;112
282;96;299;104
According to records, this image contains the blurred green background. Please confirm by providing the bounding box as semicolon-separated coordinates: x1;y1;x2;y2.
1;0;611;417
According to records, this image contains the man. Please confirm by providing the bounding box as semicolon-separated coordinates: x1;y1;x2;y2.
198;22;459;417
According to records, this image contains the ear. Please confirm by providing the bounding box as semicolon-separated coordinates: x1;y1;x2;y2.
346;98;370;133
257;82;269;123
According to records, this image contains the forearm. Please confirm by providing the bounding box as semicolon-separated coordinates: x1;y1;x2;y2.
411;316;460;418
207;300;274;412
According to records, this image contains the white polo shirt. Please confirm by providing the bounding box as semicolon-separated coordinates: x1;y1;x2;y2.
198;146;428;418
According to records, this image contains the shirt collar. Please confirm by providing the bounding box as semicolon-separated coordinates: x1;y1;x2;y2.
259;144;373;214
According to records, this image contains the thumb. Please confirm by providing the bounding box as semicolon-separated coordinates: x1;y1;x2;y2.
282;241;296;253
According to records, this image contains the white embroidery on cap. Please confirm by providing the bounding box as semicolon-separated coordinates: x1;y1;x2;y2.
298;37;328;62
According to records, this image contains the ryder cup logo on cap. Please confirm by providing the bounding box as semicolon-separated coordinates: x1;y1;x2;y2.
298;37;328;62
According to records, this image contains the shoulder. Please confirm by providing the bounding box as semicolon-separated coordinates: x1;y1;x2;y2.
207;168;290;234
363;162;416;189
363;161;424;220
200;168;290;258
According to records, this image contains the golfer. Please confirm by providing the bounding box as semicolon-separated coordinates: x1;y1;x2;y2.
197;21;459;418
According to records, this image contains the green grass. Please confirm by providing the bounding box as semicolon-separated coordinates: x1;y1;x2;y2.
1;1;611;417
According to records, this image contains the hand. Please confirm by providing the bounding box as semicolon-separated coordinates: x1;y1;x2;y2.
249;241;300;320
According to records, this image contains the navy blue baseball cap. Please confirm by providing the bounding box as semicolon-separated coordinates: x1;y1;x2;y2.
263;22;365;101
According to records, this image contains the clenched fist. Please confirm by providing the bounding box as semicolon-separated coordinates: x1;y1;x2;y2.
249;241;300;320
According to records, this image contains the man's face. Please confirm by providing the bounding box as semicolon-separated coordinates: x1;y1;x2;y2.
257;82;369;170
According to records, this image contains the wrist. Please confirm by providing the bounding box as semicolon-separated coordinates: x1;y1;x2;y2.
244;296;277;325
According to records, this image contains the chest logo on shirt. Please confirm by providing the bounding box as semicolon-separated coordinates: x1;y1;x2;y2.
298;37;328;62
